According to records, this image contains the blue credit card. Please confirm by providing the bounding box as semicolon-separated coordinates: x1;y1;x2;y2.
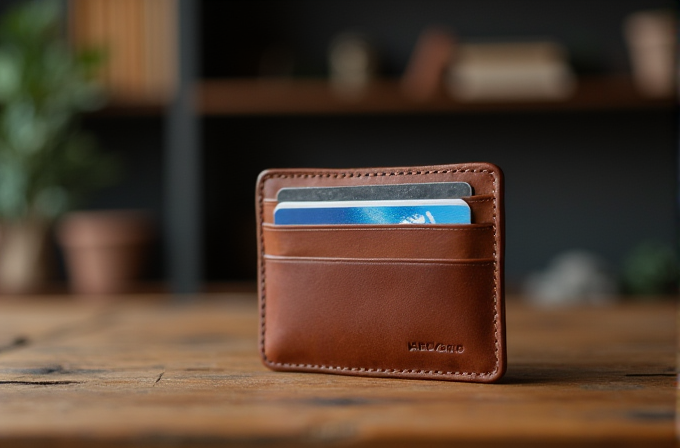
274;199;471;225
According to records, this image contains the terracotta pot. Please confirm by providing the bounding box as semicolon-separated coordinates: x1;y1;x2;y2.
57;210;154;296
0;218;53;295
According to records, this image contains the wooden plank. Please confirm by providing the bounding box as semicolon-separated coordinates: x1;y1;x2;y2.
0;295;675;447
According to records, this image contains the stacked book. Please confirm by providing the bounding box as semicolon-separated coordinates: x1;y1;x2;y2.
68;0;177;105
445;40;576;101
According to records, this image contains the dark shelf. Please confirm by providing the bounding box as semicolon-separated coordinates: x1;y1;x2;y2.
90;74;677;117
197;75;676;116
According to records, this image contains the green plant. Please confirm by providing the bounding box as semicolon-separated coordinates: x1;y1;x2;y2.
620;240;679;297
0;0;118;222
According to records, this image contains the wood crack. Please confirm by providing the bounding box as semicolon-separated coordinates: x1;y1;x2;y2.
0;380;82;386
625;373;676;377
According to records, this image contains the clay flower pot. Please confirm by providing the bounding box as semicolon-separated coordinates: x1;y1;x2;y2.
56;210;154;297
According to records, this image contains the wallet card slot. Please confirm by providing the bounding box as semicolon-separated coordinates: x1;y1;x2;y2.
262;223;495;260
262;257;500;381
264;254;495;264
263;194;496;225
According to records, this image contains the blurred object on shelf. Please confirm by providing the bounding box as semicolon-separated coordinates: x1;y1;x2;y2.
328;31;379;100
446;40;576;101
523;250;619;306
401;26;456;101
620;240;679;298
623;9;677;97
68;0;177;105
56;209;155;298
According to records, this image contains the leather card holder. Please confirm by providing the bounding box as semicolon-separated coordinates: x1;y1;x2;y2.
255;162;506;383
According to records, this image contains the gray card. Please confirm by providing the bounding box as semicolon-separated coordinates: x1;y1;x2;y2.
277;182;473;202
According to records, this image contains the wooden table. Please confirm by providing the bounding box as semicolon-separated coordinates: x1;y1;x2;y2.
0;294;676;447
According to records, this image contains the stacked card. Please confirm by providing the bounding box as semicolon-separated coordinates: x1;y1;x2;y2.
274;182;472;225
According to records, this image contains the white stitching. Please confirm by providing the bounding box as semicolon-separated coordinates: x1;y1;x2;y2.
263;361;491;378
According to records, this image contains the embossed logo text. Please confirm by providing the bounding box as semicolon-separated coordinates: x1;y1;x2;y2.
408;342;464;354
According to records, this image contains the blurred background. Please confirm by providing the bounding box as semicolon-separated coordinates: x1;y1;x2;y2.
0;0;676;303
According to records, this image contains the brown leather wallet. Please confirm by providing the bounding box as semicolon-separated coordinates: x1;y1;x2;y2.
255;162;506;382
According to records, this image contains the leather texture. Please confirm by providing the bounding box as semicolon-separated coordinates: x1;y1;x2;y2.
255;163;506;383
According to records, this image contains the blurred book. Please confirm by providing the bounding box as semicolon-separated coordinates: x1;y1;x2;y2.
68;0;177;105
446;40;576;101
401;27;456;101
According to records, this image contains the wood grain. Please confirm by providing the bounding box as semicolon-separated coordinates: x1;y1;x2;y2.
0;294;675;447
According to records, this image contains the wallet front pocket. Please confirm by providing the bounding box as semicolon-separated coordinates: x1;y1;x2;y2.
262;256;501;381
